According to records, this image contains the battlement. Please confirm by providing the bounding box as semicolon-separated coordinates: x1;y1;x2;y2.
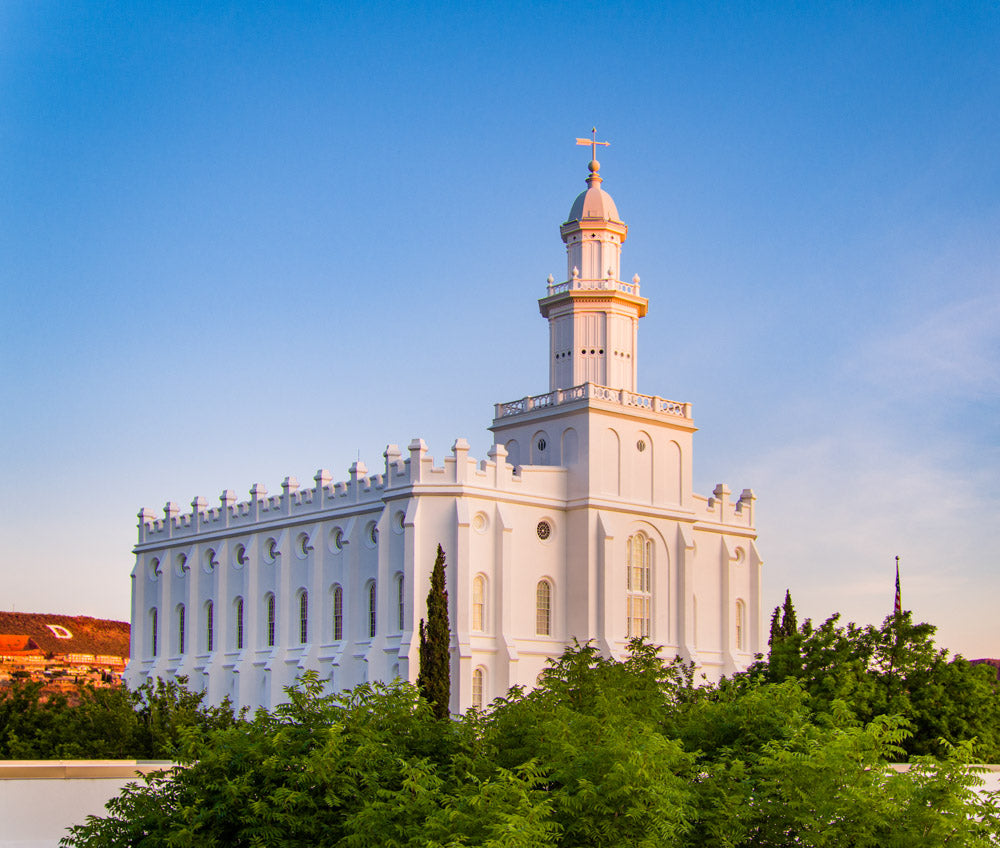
693;483;757;529
494;382;691;421
136;438;571;546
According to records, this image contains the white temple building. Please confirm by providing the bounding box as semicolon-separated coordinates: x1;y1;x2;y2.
126;145;763;713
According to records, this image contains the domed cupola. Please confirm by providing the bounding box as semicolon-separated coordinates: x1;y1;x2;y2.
566;159;625;226
539;131;647;394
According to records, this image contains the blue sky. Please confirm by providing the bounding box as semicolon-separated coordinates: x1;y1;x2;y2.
2;2;997;658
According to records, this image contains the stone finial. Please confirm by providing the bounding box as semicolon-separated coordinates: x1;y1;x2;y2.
572;266;580;279
739;488;756;503
164;502;179;519
138;507;157;524
314;469;332;487
349;460;368;478
547;273;554;284
713;483;731;499
220;490;237;508
282;476;300;494
250;483;267;500
191;496;208;512
632;273;640;284
452;437;470;453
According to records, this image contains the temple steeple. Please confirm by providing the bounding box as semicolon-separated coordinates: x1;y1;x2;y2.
539;137;648;393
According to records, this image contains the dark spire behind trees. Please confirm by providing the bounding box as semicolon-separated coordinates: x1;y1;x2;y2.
417;544;451;719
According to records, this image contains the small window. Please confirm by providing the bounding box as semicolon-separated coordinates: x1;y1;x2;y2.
206;601;214;652
736;600;746;651
472;575;486;632
178;605;186;654
536;580;552;636
333;585;343;641
397;575;405;631
266;595;276;647
150;608;158;657
626;534;652;639
472;667;485;710
299;591;309;644
236;598;244;650
368;582;377;638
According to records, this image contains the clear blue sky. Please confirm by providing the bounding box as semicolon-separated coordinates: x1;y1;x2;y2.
2;2;997;657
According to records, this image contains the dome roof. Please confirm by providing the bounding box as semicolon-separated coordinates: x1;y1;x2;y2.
568;185;621;223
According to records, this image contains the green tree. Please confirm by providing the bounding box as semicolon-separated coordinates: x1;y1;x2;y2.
417;543;451;719
64;644;1000;848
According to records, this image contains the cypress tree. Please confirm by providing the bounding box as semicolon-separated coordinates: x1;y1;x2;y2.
417;544;451;719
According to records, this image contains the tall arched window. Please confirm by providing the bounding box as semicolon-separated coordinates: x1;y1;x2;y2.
626;533;652;639
472;575;486;632
265;594;276;647
206;601;214;652
368;582;377;638
536;580;552;636
177;605;186;654
735;600;746;651
299;591;309;644
150;608;158;657
397;574;405;631
235;598;244;650
472;667;485;710
333;585;343;641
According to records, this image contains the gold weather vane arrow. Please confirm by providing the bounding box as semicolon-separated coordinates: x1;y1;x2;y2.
576;127;610;161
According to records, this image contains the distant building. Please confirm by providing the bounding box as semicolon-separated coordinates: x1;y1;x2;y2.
127;148;763;713
0;612;129;688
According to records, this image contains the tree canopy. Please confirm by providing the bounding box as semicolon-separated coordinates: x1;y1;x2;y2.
64;641;1000;848
417;543;451;720
757;592;1000;761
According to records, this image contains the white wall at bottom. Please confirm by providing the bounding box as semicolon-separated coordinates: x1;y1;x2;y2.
0;761;173;848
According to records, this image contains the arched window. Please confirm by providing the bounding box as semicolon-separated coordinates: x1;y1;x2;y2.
626;533;652;639
397;574;405;631
333;585;343;641
368;582;377;638
150;608;158;657
177;605;186;654
265;594;276;647
235;598;245;650
536;580;552;636
472;575;486;632
472;667;485;710
299;591;309;644
735;600;746;651
206;601;214;652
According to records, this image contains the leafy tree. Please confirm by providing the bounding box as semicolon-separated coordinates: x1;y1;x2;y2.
64;644;1000;847
753;604;1000;761
417;543;451;719
0;675;237;760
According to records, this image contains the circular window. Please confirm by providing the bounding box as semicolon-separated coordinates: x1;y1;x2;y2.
297;533;311;557
369;523;379;546
473;512;488;533
235;544;248;567
331;528;345;552
265;538;279;563
148;558;161;581
393;511;405;533
536;520;552;541
537;438;547;452
637;439;646;452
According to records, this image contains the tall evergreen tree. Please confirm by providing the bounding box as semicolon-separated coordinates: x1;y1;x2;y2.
417;544;451;719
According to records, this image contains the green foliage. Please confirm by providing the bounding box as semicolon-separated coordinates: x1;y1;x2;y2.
63;643;1000;847
0;675;237;760
755;596;1000;761
417;543;451;720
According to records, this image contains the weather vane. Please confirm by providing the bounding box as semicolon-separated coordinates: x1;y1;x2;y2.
576;127;609;162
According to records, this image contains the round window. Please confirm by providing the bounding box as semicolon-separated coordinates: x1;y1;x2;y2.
536;520;552;541
637;439;646;452
537;438;547;452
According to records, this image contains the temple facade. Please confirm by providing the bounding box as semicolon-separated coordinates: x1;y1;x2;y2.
126;148;762;712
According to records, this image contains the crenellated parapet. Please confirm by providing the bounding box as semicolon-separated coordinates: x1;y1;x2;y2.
136;438;570;547
693;483;757;529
